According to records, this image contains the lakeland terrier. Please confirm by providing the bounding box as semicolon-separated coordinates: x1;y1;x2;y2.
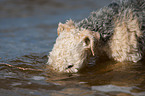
48;0;145;73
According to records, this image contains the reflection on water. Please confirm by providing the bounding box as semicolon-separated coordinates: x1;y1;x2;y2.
1;55;145;96
0;0;145;96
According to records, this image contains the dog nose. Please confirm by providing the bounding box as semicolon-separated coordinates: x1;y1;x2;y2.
66;64;74;69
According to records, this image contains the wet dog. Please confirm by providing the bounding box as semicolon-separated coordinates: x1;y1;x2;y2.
48;0;145;73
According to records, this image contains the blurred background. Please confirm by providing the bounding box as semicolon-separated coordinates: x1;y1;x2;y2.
1;0;145;96
0;0;112;62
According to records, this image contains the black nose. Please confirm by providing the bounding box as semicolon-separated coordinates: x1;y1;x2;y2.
66;65;74;69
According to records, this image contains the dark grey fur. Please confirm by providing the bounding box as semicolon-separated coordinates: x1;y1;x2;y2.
76;0;145;44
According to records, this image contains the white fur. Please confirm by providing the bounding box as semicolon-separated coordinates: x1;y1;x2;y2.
48;28;92;73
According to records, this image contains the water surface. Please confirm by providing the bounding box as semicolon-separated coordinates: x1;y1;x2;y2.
0;0;145;96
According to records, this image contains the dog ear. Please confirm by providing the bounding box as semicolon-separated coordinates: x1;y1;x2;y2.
81;30;100;56
57;22;64;35
57;19;75;35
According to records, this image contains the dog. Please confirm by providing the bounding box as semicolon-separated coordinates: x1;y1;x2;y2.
48;0;145;73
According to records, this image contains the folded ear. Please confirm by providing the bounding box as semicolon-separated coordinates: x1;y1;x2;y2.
57;19;75;35
57;22;64;35
80;30;100;56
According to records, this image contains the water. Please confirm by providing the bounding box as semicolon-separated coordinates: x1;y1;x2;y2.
0;0;145;96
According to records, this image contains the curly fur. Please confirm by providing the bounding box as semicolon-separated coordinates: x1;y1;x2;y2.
48;0;145;73
77;0;145;62
77;0;145;42
48;20;100;73
109;9;142;62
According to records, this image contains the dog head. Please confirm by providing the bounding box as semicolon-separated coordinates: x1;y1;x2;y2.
48;20;100;73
